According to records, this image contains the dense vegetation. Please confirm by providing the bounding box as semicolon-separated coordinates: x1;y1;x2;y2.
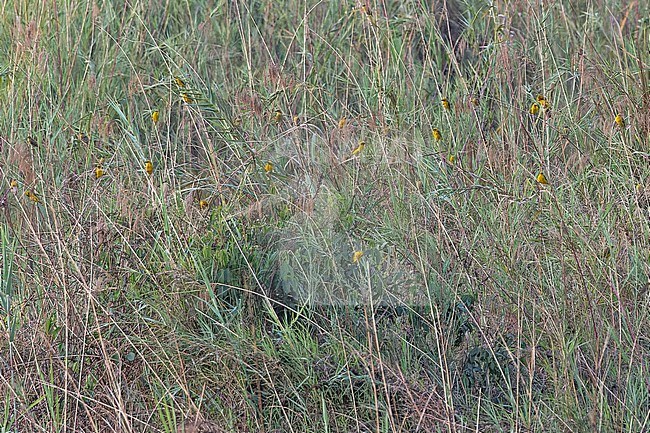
1;0;649;431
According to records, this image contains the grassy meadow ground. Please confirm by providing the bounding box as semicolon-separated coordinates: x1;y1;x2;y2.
1;0;649;431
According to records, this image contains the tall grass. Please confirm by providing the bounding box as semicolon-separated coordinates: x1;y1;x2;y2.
1;0;649;432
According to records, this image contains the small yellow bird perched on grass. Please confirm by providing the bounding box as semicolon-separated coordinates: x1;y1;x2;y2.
441;98;451;111
351;140;365;156
432;128;442;141
614;114;625;128
529;103;540;115
536;172;549;185
145;160;154;175
536;95;550;110
25;190;39;203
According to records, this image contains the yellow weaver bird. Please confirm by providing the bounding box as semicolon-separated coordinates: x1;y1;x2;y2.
536;95;550;110
264;162;274;173
272;110;283;123
442;98;451;111
529;103;540;115
145;160;154;175
25;190;39;203
358;4;377;26
351;140;365;156
352;250;364;264
536;172;549;185
432;128;442;141
614;114;625;128
152;110;159;124
95;167;105;179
